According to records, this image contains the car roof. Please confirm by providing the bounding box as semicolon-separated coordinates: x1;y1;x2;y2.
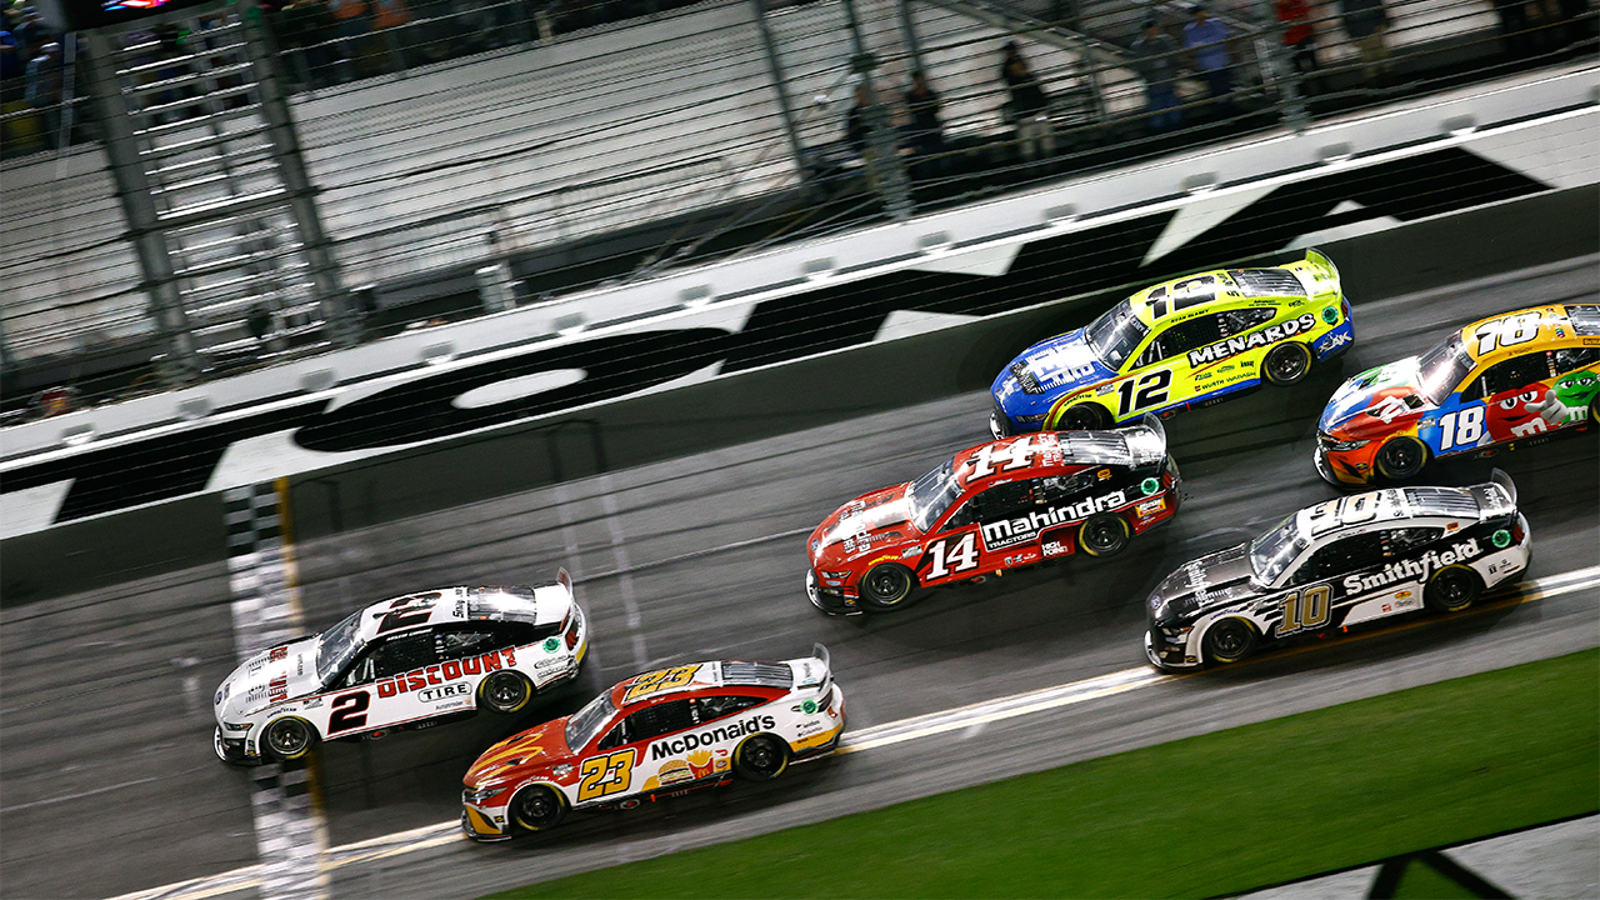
949;431;1137;486
354;583;571;645
1124;265;1311;328
1457;305;1592;366
609;660;793;709
1295;486;1480;545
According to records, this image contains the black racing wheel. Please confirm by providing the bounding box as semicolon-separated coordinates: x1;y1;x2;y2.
1078;513;1131;558
480;671;534;714
1263;342;1312;386
1202;618;1258;665
1424;565;1482;613
510;785;568;831
860;563;916;611
733;734;789;781
1374;436;1429;482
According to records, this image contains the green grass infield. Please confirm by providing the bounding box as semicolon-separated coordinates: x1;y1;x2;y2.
489;648;1599;899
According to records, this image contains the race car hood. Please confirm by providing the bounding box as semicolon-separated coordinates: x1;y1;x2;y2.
1148;543;1262;623
809;484;919;568
464;718;573;788
1318;356;1430;437
992;330;1116;419
213;636;323;722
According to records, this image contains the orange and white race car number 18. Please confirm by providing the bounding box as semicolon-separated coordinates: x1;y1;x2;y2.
622;665;699;703
577;749;636;802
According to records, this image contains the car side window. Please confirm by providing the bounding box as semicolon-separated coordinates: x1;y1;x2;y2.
435;628;501;661
975;479;1039;523
370;632;436;678
1296;533;1384;584
620;700;695;744
1552;347;1600;375
694;695;763;724
1380;527;1441;555
1218;307;1276;336
940;499;978;532
1465;352;1553;401
1145;314;1227;365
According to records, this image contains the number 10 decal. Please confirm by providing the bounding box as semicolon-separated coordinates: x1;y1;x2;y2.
1277;585;1332;636
1116;371;1172;417
926;532;979;579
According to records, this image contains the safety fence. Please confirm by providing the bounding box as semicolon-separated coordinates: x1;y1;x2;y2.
1;0;1594;422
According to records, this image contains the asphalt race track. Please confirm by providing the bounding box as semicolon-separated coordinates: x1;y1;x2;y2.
3;255;1597;900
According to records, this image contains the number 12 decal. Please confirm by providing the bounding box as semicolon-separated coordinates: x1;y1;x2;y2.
926;532;979;580
1116;370;1172;417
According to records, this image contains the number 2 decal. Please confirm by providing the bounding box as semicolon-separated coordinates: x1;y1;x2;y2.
926;532;979;580
1116;370;1172;417
577;749;636;802
1437;407;1485;451
327;691;370;734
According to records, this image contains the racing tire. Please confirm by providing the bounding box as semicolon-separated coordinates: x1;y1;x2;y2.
263;716;316;761
1263;342;1312;386
1424;565;1482;613
509;784;568;832
1078;513;1131;558
1202;618;1258;665
480;671;534;715
733;734;789;782
860;563;915;611
1374;436;1429;482
1058;403;1110;431
1589;391;1599;431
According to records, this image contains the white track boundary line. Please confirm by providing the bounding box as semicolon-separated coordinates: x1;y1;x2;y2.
108;564;1600;900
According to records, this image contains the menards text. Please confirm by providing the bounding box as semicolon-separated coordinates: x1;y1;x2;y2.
1187;314;1318;367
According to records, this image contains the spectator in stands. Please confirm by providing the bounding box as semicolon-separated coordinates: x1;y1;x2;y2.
845;82;871;158
1182;4;1233;114
1130;19;1182;132
1339;0;1390;87
370;0;414;71
23;39;60;148
1;26;23;82
903;70;946;175
1491;0;1535;59
1000;40;1053;161
1274;0;1319;94
328;0;374;79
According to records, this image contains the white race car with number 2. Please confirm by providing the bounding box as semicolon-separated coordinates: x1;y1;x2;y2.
213;571;588;764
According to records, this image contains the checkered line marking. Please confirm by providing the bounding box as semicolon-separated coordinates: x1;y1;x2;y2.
223;481;329;900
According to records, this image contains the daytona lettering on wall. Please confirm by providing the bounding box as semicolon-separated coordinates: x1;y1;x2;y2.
0;149;1547;534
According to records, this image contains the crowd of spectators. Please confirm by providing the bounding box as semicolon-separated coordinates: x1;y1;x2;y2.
1;2;70;153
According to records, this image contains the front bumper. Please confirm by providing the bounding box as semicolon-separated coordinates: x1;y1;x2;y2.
1144;629;1200;670
214;726;262;765
460;806;513;842
1313;443;1373;487
806;569;861;615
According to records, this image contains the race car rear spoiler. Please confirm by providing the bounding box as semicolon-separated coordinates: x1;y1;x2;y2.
1120;414;1168;468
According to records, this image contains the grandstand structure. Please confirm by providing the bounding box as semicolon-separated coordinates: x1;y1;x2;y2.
0;0;1590;420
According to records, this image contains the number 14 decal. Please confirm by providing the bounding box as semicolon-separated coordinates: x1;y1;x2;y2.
926;532;979;579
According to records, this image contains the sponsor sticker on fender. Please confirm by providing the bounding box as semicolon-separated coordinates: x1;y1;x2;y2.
1187;313;1319;367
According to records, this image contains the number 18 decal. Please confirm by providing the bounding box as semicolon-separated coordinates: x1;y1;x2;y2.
1473;313;1540;356
1438;407;1485;451
577;749;636;802
926;532;979;580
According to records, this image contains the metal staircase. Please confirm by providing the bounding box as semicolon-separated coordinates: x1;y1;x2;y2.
81;1;350;382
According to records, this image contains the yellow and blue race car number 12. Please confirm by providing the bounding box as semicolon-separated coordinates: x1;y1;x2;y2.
990;249;1352;437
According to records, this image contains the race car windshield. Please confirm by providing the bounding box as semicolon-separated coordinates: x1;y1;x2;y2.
1249;515;1308;584
565;691;617;749
1085;300;1149;369
1416;334;1473;406
907;460;961;532
316;609;364;684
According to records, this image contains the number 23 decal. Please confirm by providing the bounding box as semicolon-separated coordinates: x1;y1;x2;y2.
577;749;636;802
1116;371;1172;417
